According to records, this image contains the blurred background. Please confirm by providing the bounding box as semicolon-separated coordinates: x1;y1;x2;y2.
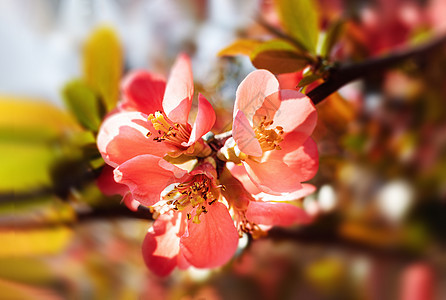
2;0;446;299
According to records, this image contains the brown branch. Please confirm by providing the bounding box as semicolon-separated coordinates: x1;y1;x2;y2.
2;204;153;230
257;15;446;105
76;204;153;222
307;34;446;104
193;35;446;144
266;226;421;261
7;206;426;262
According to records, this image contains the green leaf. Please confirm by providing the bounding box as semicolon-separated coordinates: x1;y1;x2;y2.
218;39;263;57
83;26;122;112
275;0;320;54
250;40;310;74
62;80;105;132
298;73;321;87
321;20;344;57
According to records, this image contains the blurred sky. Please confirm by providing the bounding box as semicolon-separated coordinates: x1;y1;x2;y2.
0;0;258;107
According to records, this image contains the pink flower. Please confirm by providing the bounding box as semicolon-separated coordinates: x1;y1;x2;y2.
400;263;434;300
97;54;216;168
231;70;319;195
113;155;239;276
353;0;425;56
276;70;320;92
96;62;318;277
96;164;140;211
96;54;216;211
226;162;314;230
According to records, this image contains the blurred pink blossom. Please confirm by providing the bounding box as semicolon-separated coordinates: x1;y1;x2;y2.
231;70;319;195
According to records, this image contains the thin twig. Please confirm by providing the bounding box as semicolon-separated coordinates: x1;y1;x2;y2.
307;34;446;104
266;226;421;261
77;204;153;222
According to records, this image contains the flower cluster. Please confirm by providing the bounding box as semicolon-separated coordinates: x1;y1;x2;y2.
96;54;319;276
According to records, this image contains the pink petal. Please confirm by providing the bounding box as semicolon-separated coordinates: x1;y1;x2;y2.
246;201;313;226
142;212;186;276
96;164;128;196
226;162;262;195
229;160;316;200
277;71;303;90
251;90;316;140
299;183;317;196
122;193;140;212
120;70;166;115
114;155;187;206
277;71;319;92
273;89;317;135
267;135;319;182
184;94;216;146
180;202;239;268
257;183;316;202
243;159;303;194
251;90;281;126
177;251;191;270
400;263;434;300
190;162;218;182
233;110;262;157
234;70;279;122
158;158;194;179
163;54;194;124
97;112;173;167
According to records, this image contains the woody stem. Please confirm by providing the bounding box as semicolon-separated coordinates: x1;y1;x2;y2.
307;34;446;104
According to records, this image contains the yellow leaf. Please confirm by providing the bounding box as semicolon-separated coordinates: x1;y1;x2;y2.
83;26;122;112
0;227;72;257
0;258;54;285
0;97;80;139
0;143;54;191
0;98;81;192
218;39;263;57
0;279;62;300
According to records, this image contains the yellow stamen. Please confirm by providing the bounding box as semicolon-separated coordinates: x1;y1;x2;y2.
163;174;222;223
253;117;284;152
147;111;191;147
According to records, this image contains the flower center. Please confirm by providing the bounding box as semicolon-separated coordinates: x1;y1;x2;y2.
233;209;265;238
164;174;220;223
253;116;284;152
147;111;191;147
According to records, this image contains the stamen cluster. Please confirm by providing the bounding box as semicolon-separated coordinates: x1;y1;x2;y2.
254;116;284;152
147;111;191;147
164;174;218;223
